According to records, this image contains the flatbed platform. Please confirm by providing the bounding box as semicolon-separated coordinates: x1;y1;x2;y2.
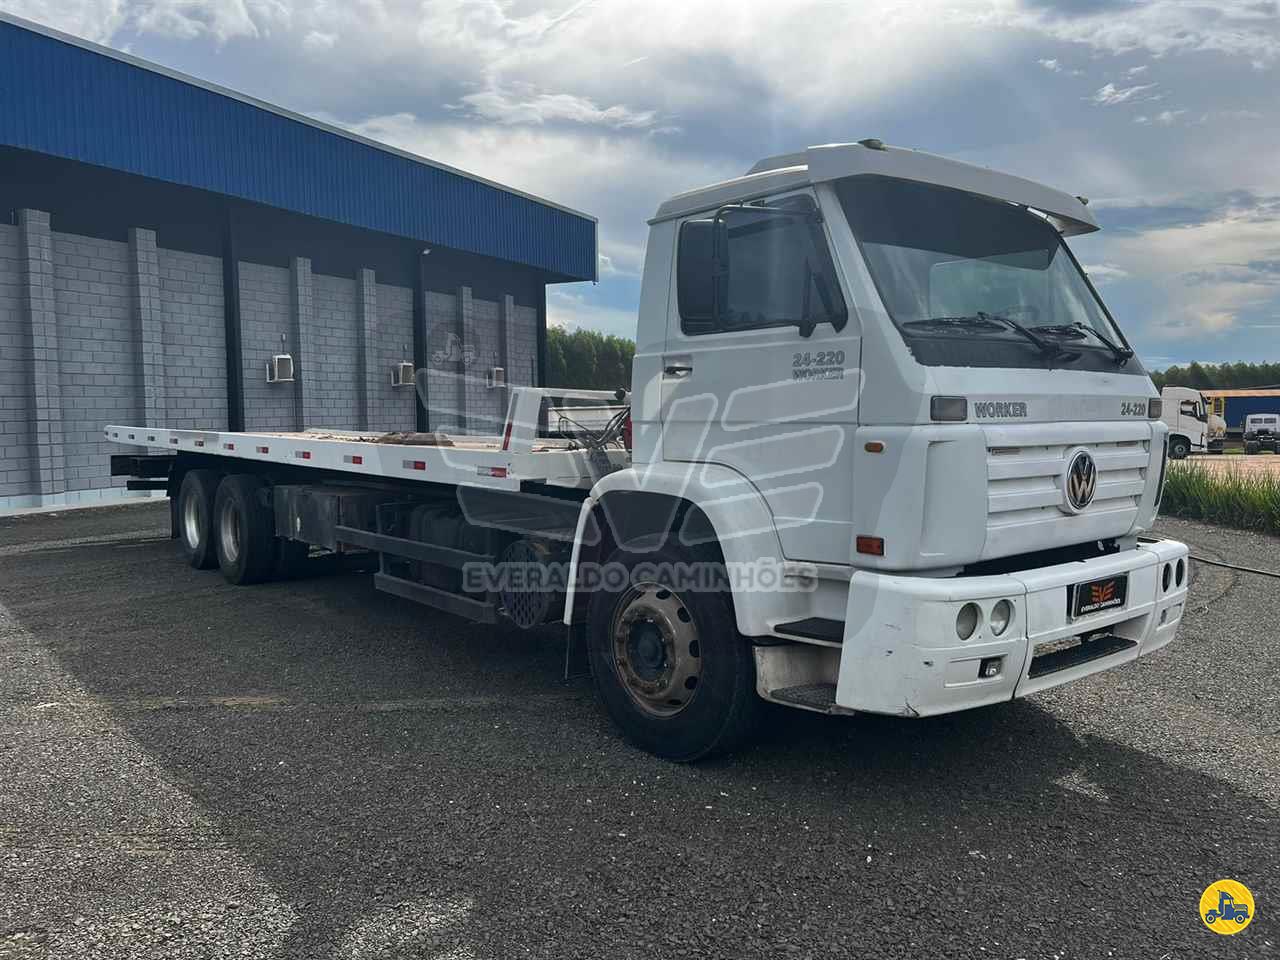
106;389;628;492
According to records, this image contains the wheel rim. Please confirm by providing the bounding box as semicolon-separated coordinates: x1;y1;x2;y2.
219;500;242;564
610;581;702;718
182;492;204;550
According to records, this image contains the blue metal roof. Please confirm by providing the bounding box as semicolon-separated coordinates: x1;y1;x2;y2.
0;14;597;281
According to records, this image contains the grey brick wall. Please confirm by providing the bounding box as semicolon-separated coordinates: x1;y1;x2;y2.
463;295;503;434
423;290;463;433
239;261;297;432
157;247;227;430
305;272;361;429
370;281;416;432
0;223;33;499
0;210;547;510
51;229;137;494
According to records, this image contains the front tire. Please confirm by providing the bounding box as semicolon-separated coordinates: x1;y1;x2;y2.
214;475;278;585
1169;436;1190;460
178;470;221;569
587;540;760;761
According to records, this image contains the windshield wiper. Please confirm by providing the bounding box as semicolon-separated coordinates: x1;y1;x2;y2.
904;313;1074;361
908;312;1078;359
1040;322;1134;366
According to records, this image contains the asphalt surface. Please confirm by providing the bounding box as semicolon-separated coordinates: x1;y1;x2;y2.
0;504;1276;959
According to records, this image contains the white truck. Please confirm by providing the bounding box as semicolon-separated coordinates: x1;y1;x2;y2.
108;140;1190;761
1161;385;1224;457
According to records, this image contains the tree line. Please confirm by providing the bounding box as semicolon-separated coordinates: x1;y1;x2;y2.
546;327;636;390
1151;361;1280;391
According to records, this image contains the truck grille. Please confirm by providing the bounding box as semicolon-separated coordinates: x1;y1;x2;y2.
981;423;1152;557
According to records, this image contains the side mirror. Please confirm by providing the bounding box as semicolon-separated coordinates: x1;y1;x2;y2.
677;219;728;332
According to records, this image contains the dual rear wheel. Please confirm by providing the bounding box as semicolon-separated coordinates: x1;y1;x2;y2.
177;471;307;584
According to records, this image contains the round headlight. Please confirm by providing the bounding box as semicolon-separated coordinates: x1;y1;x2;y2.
956;602;980;641
990;599;1013;637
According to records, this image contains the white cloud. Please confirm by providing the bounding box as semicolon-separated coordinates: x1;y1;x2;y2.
1083;263;1129;282
1126;64;1149;77
1017;0;1280;64
1038;57;1061;72
456;85;661;130
128;0;292;43
0;0;126;41
301;28;334;50
1092;200;1280;337
1090;81;1158;106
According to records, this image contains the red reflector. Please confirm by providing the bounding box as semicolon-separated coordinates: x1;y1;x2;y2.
622;415;633;451
413;460;426;471
491;467;508;478
501;420;514;451
856;536;885;557
351;455;363;465
224;443;235;450
297;451;311;460
257;446;269;454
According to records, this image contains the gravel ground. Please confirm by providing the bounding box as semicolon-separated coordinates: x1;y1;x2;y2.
0;503;1276;959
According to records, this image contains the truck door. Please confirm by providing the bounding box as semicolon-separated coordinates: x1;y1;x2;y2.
660;192;862;564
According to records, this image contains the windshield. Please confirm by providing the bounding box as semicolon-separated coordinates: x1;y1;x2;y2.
836;175;1143;373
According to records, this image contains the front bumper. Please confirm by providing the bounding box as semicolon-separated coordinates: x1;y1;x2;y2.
835;538;1189;716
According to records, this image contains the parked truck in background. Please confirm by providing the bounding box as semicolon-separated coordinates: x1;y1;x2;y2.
1161;386;1224;457
1203;389;1280;440
1243;413;1279;454
109;140;1189;761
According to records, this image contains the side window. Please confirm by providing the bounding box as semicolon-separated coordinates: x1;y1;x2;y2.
677;196;847;337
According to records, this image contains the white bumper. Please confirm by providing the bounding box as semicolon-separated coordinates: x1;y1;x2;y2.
835;538;1189;716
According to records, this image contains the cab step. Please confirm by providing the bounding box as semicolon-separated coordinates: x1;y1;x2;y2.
773;617;844;646
769;683;838;712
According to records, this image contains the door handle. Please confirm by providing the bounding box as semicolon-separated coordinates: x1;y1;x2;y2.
664;363;693;377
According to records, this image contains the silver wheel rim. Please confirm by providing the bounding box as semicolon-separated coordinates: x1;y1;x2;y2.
610;581;702;718
219;500;242;564
182;492;204;551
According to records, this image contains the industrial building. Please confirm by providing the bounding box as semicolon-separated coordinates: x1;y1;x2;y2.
0;12;597;511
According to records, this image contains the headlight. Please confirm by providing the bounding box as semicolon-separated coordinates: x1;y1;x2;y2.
956;602;980;641
990;599;1013;636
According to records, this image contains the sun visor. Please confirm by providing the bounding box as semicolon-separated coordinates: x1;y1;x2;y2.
807;143;1100;236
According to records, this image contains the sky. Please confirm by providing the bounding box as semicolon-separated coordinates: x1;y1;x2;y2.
4;0;1280;369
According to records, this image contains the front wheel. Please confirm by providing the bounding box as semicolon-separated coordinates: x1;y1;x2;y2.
1169;437;1191;460
587;541;760;762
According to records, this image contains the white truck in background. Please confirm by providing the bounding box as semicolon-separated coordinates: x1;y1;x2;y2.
1161;385;1224;458
109;140;1190;761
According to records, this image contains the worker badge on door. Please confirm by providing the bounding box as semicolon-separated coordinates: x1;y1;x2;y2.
1200;879;1255;934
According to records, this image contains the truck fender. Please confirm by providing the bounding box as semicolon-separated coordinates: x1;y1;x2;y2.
562;462;789;636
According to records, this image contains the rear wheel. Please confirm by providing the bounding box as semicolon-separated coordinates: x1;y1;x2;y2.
214;475;278;585
178;470;221;569
587;540;759;761
1246;441;1260;454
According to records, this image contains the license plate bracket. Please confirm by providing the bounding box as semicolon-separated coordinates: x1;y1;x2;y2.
1070;573;1128;618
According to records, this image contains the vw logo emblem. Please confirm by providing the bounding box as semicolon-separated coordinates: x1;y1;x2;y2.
1062;449;1098;513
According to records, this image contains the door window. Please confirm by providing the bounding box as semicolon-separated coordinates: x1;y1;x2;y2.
677;197;847;337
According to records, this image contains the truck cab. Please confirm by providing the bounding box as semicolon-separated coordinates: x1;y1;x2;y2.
572;140;1188;755
1161;386;1217;458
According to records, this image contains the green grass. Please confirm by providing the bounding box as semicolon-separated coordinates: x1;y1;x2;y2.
1161;460;1280;533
